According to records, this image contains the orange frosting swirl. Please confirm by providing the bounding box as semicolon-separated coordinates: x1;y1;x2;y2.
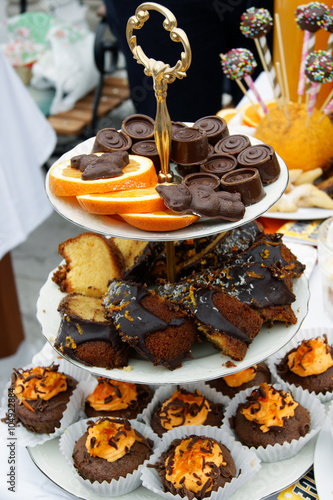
86;378;137;411
241;383;298;433
287;337;333;377
165;436;226;494
85;418;142;462
158;389;210;430
14;366;67;402
223;365;257;387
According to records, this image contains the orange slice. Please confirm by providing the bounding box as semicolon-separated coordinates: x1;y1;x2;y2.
240;99;277;128
77;186;166;215
48;155;157;197
119;210;199;232
216;107;238;123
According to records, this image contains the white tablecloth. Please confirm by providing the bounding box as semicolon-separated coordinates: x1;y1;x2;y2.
0;52;56;260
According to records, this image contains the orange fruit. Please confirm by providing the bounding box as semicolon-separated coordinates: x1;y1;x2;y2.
240;99;278;128
255;102;333;172
48;155;157;197
119;210;199;232
77;186;166;215
216;107;238;123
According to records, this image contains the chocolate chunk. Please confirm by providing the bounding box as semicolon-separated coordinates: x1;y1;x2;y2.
71;152;129;181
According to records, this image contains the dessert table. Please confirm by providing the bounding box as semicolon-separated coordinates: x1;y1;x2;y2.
0;251;331;500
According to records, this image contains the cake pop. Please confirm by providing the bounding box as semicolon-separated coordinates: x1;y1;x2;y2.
305;49;333;82
240;7;273;38
296;2;328;32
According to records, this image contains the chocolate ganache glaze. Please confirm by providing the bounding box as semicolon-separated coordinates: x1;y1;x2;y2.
237;145;280;185
92;128;132;153
156;183;245;220
121;113;155;143
201;153;238;177
193;115;229;145
71;152;129;180
170;127;208;166
220;167;266;206
214;134;251;156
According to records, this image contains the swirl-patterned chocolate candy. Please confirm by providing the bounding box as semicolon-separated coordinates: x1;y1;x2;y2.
121;114;155;143
171;127;208;166
220;168;265;206
92;128;132;153
131;140;161;173
201;154;237;177
214;134;250;156
237;144;280;185
193;115;229;145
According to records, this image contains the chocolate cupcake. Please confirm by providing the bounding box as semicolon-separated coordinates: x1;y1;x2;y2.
122;114;155;143
193;115;229;145
201;154;237;178
171;127;209;166
85;378;153;419
92;128;132;153
214;134;251;157
220;167;266;205
131;140;161;174
149;387;224;437
11;365;78;434
207;362;271;398
237;145;280;185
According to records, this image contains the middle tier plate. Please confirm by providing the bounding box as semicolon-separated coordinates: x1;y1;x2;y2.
36;268;309;385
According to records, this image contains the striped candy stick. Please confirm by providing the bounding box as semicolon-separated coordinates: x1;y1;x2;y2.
258;36;281;99
243;74;269;116
298;30;311;100
327;33;333;55
305;33;316;94
323;97;333;115
306;82;321;125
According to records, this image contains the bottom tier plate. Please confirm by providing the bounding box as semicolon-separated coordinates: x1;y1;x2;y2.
37;272;309;384
27;435;316;500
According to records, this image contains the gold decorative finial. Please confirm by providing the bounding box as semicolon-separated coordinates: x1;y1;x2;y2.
126;2;192;183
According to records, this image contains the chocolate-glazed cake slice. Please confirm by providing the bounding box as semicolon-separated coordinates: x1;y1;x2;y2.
157;281;262;361
103;280;198;370
183;262;297;325
55;293;129;369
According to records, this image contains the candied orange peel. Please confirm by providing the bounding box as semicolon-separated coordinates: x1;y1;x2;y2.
288;337;333;377
241;383;298;433
223;365;257;387
158;389;210;430
165;436;225;494
86;378;137;412
85;418;141;462
14;366;67;403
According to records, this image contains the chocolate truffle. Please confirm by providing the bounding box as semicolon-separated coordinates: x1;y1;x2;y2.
296;3;327;32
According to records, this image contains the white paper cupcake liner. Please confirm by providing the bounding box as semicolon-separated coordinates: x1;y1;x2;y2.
141;424;261;500
328;399;333;442
222;382;326;463
141;382;230;431
59;417;160;497
0;358;96;447
267;327;333;403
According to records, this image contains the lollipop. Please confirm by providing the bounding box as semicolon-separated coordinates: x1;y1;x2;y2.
324;8;333;54
305;49;333;121
296;2;328;101
240;7;280;101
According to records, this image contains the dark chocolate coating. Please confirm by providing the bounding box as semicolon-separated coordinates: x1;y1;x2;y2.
193;115;229;145
92;128;132;153
220;167;266;205
71;152;129;180
214;134;251;156
201;154;237;177
131;140;161;173
182;172;221;191
237;145;280;185
121;114;155;143
296;3;327;32
170;127;209;166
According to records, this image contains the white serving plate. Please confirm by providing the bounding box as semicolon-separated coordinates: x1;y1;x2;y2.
45;131;289;241
36;270;309;385
314;416;333;499
263;207;333;221
27;434;316;500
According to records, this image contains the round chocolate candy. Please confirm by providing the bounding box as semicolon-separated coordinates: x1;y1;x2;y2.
200;154;237;178
170;127;209;166
295;2;327;32
172;121;187;136
121;114;155;143
240;7;273;39
221;48;257;80
305;50;333;83
92;128;132;153
193;115;229;145
182;172;221;192
220;167;266;206
131;139;161;174
237;145;280;185
214;134;251;157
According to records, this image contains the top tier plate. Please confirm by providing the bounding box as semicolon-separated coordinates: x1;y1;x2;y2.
45;130;288;241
